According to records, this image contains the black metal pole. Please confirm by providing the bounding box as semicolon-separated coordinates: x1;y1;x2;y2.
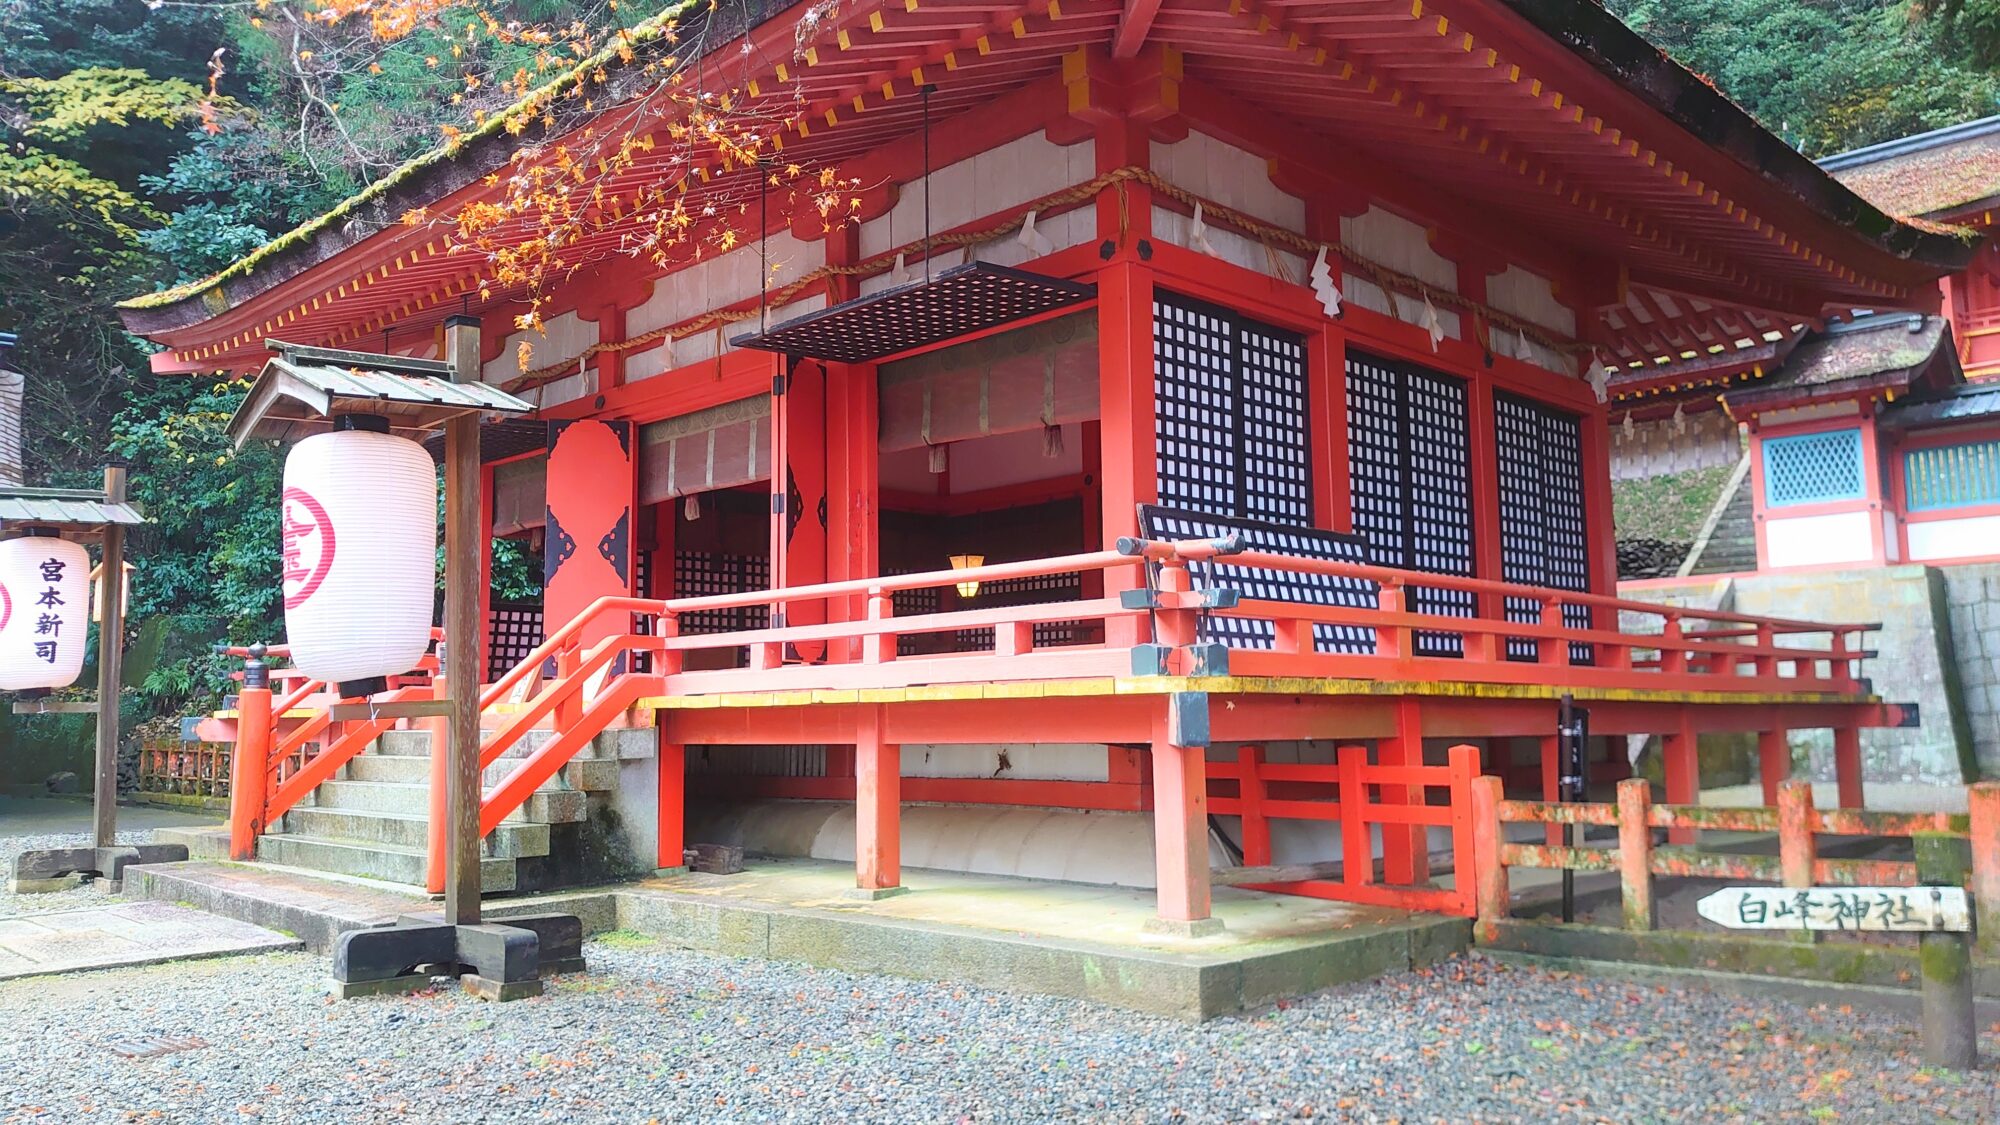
1558;693;1589;923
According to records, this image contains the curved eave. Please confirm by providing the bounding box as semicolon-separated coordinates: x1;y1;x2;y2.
1500;0;1977;273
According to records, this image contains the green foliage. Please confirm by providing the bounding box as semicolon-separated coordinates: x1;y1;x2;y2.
106;377;286;711
1;68;211;140
1611;1;2000;155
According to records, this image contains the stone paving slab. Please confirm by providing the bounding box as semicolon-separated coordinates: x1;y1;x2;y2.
0;900;302;981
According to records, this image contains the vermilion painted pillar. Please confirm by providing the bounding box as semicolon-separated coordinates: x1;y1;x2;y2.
1379;698;1428;885
855;706;901;892
1758;729;1790;806
1833;725;1865;809
1097;260;1157;646
776;358;829;662
1094;116;1155;646
1663;713;1700;845
543;419;636;659
657;738;685;873
1149;706;1213;927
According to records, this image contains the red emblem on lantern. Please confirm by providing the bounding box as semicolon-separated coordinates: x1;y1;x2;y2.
281;486;336;610
0;579;11;634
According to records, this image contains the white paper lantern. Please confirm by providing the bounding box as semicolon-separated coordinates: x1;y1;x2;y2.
0;536;92;690
281;419;438;686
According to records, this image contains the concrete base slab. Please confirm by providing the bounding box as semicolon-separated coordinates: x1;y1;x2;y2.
610;858;1466;1022
124;858;1470;1022
0;901;301;981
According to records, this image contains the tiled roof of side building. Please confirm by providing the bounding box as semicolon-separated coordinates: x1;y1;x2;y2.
1820;114;2000;220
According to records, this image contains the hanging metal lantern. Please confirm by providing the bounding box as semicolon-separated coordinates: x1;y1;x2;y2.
281;415;437;688
0;535;92;690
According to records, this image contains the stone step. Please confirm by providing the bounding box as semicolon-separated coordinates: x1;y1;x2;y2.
277;806;549;860
256;833;517;892
315;779;587;825
342;751;619;792
372;725;654;762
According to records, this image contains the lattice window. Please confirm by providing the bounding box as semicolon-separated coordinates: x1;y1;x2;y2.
1495;392;1593;664
952;572;1088;651
1344;350;1475;656
1905;439;2000;511
1153;291;1312;523
1763;429;1866;507
1141;506;1377;654
630;551;653;674
486;603;543;682
673;551;769;670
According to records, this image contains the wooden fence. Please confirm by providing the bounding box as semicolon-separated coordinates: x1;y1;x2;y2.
1472;775;2000;956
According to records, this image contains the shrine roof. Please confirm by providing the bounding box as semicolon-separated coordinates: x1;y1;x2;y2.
1883;379;2000;429
1820;114;2000;222
1721;312;1959;411
0;487;147;531
119;0;1977;378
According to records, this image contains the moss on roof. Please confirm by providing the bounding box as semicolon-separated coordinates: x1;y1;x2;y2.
117;0;702;312
1829;133;2000;220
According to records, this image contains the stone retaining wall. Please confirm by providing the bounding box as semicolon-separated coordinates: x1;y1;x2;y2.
1622;562;1999;785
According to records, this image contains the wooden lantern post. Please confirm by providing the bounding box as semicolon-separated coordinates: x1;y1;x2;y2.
91;465;128;851
442;315;484;926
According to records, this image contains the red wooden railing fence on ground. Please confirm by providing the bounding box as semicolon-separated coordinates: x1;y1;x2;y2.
1208;743;1481;916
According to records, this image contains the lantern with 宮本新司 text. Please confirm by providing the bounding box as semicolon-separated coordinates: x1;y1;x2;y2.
0;535;92;690
281;416;437;690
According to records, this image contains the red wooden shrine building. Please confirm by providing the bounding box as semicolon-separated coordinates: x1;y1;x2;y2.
122;0;1967;930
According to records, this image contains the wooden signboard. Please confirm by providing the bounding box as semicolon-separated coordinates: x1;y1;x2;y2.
1696;886;1971;932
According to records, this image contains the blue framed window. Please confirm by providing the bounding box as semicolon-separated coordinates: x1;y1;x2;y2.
1905;439;2000;512
1763;429;1866;508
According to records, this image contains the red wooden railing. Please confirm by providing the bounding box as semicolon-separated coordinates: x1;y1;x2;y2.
1208;743;1481;916
219;535;1888;901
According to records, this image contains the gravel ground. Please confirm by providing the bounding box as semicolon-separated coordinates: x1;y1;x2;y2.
1;937;1994;1123
0;829;159;919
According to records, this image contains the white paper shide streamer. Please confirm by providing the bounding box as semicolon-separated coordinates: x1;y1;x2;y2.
1309;247;1343;318
281;420;438;685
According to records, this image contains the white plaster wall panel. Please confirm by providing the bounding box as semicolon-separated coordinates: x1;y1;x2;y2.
1150;132;1304;232
396;339;440;361
1485;265;1574;374
1486;265;1576;334
626;291;827;373
859;133;1091;260
625;231;818;340
1339;205;1462;340
899;743;1108;781
1341;206;1455;292
1765;511;1873;568
1883;510;1903;563
622;339;675;382
1151;205;1309;285
859;246;968;295
1908;515;2000;561
482;308;594;384
964;205;1091;270
522;371;590;409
